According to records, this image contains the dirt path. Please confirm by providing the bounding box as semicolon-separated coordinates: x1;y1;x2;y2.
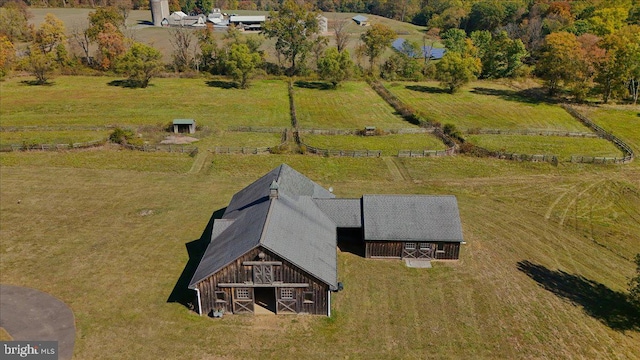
0;284;75;360
383;157;410;181
188;151;212;174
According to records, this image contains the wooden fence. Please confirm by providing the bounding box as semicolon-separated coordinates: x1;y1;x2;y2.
562;104;634;164
227;126;287;133
297;128;430;135
213;146;272;154
123;144;199;156
302;143;382;157
0;125;115;132
0;139;106;152
467;129;598;138
398;148;456;157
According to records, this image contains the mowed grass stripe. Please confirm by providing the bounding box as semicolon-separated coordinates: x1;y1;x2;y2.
466;134;623;160
0;130;111;146
384;81;589;132
301;133;446;156
0;77;290;128
294;81;419;129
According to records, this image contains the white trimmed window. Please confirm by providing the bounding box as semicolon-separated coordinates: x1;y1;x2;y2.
419;243;429;250
280;288;294;300
236;288;250;299
405;242;416;250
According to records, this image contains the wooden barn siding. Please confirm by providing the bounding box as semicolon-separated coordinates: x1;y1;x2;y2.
197;247;329;316
365;241;460;260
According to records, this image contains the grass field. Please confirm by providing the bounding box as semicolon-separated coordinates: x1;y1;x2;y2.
466;134;624;160
0;76;290;129
294;81;418;129
1;150;639;359
1;73;639;359
0;130;110;146
384;81;590;132
576;105;640;153
301;133;446;155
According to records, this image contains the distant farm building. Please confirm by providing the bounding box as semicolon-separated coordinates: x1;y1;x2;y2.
392;38;446;60
164;12;206;27
188;164;464;316
229;15;266;31
150;0;169;26
172;119;196;134
352;15;369;26
317;15;328;33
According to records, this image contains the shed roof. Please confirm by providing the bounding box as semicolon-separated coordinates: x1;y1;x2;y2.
229;15;266;23
189;164;338;290
173;119;195;125
352;15;368;23
362;195;463;242
313;198;362;228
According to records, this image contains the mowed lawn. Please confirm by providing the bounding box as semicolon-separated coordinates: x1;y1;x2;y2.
0;130;110;146
301;133;446;156
294;81;418;129
466;134;624;160
384;81;589;132
576;105;640;154
0;76;290;129
1;153;639;359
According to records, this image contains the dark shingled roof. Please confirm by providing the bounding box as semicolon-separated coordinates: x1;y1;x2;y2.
189;164;338;290
313;198;362;228
362;195;463;242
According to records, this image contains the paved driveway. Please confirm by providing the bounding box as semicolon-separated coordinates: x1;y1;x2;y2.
0;284;75;360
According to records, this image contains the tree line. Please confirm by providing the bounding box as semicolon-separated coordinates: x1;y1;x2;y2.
1;0;639;102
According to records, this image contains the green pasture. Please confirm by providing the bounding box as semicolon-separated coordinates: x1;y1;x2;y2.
1;151;639;359
466;134;624;161
384;81;589;132
194;131;283;149
577;105;640;154
0;130;110;146
301;133;445;156
0;77;290;129
294;81;417;129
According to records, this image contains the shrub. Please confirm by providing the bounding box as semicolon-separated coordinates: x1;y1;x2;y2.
109;127;136;145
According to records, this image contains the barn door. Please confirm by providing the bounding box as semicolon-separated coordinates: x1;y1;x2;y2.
402;242;417;258
233;288;254;314
276;288;297;314
253;264;273;284
417;243;434;259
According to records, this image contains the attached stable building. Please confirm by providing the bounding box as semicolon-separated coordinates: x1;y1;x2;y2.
189;164;463;316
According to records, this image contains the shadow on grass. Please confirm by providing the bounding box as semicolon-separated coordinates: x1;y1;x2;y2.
107;79;149;88
167;207;227;310
405;85;449;94
294;80;333;90
20;80;54;86
206;80;237;89
471;87;557;105
517;260;640;332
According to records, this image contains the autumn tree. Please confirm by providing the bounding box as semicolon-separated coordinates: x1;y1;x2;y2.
317;47;353;88
70;21;92;66
262;0;319;76
359;23;395;73
0;1;32;42
22;13;68;84
536;32;584;96
116;42;164;88
0;35;16;78
96;23;126;70
435;51;481;93
332;17;350;52
88;7;124;41
34;13;67;55
22;44;56;84
169;28;196;72
224;43;262;88
471;30;527;79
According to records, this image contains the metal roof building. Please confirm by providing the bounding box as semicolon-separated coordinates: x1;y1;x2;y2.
187;164;463;316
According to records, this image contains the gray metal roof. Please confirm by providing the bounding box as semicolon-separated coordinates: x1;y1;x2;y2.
189;164;337;289
313;198;362;228
362;195;464;242
352;15;368;23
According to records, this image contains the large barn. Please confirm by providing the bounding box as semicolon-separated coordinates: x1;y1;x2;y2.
188;164;464;316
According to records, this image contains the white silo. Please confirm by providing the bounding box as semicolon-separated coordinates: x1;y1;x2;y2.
150;0;169;26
